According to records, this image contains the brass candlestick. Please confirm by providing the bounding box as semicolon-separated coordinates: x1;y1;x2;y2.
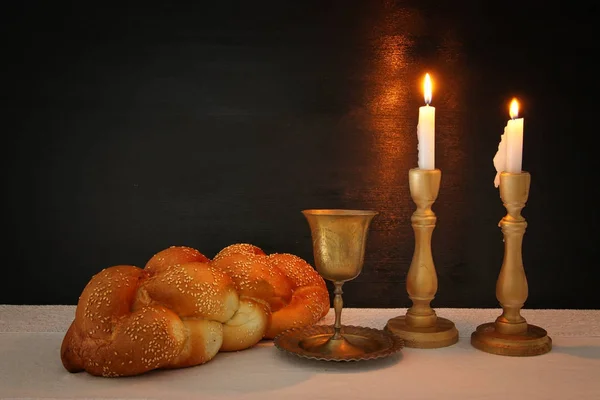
384;168;459;348
471;171;552;356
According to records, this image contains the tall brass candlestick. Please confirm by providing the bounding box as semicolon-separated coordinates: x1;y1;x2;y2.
471;171;552;356
385;168;459;348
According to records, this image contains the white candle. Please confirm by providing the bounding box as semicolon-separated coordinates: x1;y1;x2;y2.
505;98;523;173
493;98;524;187
417;73;435;170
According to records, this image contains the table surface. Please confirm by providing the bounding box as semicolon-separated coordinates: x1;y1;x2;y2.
1;305;599;400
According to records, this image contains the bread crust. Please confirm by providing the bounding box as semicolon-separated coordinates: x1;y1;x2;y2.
211;244;330;339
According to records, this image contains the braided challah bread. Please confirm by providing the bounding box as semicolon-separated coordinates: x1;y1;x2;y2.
61;246;269;377
61;244;329;377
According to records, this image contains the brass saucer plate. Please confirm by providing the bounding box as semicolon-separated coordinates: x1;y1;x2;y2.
274;324;404;362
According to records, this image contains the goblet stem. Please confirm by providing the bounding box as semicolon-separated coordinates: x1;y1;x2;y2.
332;282;344;340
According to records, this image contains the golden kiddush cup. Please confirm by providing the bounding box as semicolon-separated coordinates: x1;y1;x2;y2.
301;209;379;357
384;168;459;348
470;171;552;356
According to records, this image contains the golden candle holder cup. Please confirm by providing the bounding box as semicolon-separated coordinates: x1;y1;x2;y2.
471;171;552;356
298;209;400;360
384;168;459;348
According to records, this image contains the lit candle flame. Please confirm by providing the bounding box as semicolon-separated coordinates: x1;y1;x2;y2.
423;73;432;105
510;98;519;119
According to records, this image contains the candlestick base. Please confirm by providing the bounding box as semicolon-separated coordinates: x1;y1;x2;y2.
384;316;458;349
471;322;552;356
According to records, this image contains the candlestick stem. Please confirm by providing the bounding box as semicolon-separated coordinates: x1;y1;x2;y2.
471;172;552;356
385;168;458;348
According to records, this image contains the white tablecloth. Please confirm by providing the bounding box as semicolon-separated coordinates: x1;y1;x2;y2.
1;306;599;399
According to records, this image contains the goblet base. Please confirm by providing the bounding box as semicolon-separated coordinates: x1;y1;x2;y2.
471;322;552;356
384;316;458;348
274;325;403;362
299;331;380;358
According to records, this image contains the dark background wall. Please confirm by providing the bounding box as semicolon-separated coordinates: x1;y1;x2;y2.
3;1;598;308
